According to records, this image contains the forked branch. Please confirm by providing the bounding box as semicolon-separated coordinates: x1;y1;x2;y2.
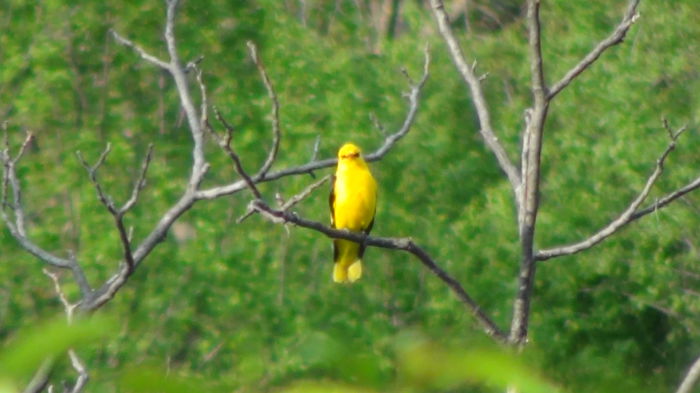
1;129;93;298
77;144;154;272
249;199;508;342
195;45;431;200
548;0;641;100
536;122;689;261
42;269;88;393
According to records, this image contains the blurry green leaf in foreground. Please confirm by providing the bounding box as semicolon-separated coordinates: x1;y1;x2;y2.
0;315;113;382
0;379;16;393
120;367;228;393
277;380;376;393
297;331;389;386
396;333;565;393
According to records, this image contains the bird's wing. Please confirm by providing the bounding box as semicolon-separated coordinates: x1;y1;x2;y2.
329;174;336;228
330;174;340;263
358;193;376;260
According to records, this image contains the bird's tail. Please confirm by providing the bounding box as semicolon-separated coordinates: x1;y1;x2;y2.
333;259;362;283
333;239;363;283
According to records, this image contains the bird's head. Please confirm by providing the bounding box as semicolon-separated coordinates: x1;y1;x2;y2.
338;143;362;161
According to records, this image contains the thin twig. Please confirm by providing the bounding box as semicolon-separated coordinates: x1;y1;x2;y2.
280;174;331;211
109;29;171;71
193;63;209;130
43;269;77;321
121;144;154;213
310;135;321;162
67;350;88;393
211;108;262;199
428;0;521;193
247;41;281;179
369;112;386;136
547;0;641;100
76;144;117;214
237;174;330;224
366;44;430;161
1;132;90;285
42;269;88;393
77;144;154;273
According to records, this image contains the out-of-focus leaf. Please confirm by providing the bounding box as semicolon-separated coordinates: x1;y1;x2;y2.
120;367;227;393
397;333;565;393
277;380;376;393
0;315;113;381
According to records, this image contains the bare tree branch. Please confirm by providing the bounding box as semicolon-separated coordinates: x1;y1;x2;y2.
428;0;521;193
5;0;425;332
122;144;154;213
194;63;209;129
43;269;88;393
81;0;209;311
3;131;35;234
43;269;78;321
109;29;171;71
249;199;508;342
67;350;88;393
676;353;700;393
365;45;430;161
22;359;53;393
194;45;431;201
509;0;549;346
76;145;154;273
536;123;688;261
547;0;641;100
1;130;94;299
82;190;197;311
631;177;700;219
279;174;331;211
210;108;263;200
247;41;281;179
76;144;118;215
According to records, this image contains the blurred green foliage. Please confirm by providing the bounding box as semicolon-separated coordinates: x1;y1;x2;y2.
0;316;113;393
1;0;700;392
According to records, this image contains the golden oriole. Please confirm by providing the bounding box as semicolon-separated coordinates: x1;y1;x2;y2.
329;143;377;283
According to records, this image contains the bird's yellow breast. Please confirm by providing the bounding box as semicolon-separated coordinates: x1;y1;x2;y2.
333;160;376;231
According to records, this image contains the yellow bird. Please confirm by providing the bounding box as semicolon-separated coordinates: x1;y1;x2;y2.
329;143;377;283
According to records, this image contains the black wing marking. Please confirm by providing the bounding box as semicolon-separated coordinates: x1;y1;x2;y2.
333;239;340;263
358;204;376;259
329;174;336;228
330;174;338;263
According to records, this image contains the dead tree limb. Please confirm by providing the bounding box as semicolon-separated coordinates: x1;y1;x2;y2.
248;199;508;342
547;0;641;100
536;122;689;261
428;0;521;195
4;0;426;317
676;353;700;393
429;0;652;350
41;269;88;393
507;0;549;346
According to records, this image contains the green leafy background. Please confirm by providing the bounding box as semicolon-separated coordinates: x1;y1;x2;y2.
1;1;699;392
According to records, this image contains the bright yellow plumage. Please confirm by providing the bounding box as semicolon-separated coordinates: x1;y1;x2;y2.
330;143;377;283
